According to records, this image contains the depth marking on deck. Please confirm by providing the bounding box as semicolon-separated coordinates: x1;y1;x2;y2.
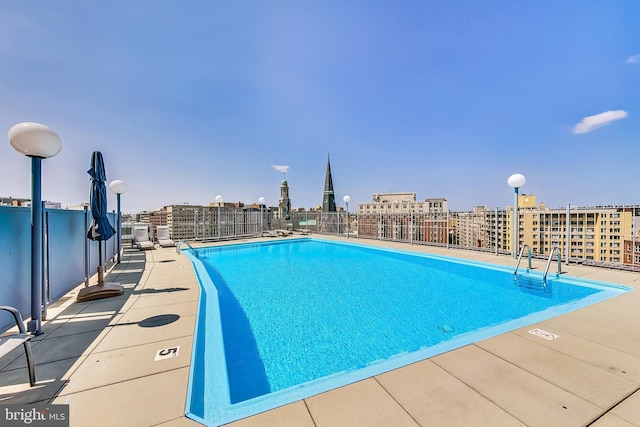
155;346;180;361
528;328;559;340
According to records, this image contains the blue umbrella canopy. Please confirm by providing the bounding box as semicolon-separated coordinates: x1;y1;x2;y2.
87;151;116;241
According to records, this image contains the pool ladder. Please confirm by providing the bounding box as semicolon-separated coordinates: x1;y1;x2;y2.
177;240;197;257
513;244;533;275
514;245;563;291
542;247;563;283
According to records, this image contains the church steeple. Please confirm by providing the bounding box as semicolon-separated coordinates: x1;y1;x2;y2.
322;153;336;212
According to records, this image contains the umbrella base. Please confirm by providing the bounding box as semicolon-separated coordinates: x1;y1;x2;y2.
76;282;124;303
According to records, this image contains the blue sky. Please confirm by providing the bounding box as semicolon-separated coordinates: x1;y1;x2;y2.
1;1;639;213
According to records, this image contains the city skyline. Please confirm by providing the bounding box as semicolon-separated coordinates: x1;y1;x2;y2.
1;2;639;213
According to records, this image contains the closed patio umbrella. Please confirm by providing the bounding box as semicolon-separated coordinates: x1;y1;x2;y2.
87;151;115;244
76;151;123;302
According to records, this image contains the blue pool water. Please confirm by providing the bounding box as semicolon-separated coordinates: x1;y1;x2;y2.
185;238;631;426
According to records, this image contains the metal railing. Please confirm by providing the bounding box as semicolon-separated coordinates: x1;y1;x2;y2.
543;247;563;283
176;240;196;256
514;245;532;275
139;205;640;272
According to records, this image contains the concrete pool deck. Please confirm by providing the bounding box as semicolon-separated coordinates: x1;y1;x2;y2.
1;236;640;426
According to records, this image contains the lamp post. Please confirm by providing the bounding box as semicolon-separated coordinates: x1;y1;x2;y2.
507;173;526;258
215;195;223;240
258;196;265;232
109;180;127;264
343;195;351;238
9;122;61;335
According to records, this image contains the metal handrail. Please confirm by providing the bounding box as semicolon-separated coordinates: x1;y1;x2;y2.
513;244;532;275
176;240;196;256
543;246;563;283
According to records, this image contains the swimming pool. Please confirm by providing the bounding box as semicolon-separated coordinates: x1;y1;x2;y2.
185;238;631;426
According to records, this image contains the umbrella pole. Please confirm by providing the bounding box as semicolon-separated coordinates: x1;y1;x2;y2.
97;239;104;286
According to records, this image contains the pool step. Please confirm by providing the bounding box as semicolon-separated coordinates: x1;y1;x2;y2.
515;274;547;291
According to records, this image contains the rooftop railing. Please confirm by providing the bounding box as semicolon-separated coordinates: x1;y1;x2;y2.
3;203;638;332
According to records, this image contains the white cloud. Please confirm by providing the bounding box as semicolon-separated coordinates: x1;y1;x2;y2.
272;164;290;174
625;54;640;64
572;110;628;135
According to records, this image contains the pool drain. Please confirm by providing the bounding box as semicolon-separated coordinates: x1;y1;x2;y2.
438;324;454;333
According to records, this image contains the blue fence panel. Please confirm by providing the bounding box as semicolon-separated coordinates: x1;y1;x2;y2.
0;206;32;322
48;209;87;301
1;206;118;332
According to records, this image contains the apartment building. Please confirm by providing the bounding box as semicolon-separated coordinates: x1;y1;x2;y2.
165;204;200;241
149;207;168;238
624;239;640;265
354;192;637;265
0;197;62;209
132;211;153;223
456;206;509;250
0;197;30;206
503;195;634;263
623;213;640;266
358;193;448;214
357;193;449;243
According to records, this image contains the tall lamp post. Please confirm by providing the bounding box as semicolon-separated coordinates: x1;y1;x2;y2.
507;173;526;258
9;122;62;335
215;195;223;240
258;196;265;232
343;195;351;239
109;180;127;264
